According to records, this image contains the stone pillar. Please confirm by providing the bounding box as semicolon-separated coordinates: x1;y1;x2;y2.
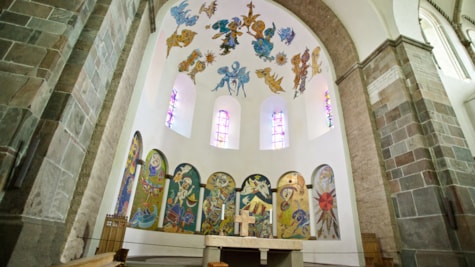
338;66;401;263
363;36;475;266
0;0;148;265
0;0;92;266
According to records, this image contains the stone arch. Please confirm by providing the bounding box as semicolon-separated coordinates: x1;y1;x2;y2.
149;0;397;262
273;0;359;78
273;0;400;262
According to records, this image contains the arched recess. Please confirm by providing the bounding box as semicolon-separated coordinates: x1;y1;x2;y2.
89;0;396;263
167;73;197;138
304;75;334;139
209;96;241;149
260;95;289;150
419;7;470;80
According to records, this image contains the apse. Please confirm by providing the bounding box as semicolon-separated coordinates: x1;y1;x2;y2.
96;0;362;266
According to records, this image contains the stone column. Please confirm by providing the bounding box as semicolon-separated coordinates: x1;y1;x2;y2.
363;36;475;266
0;0;92;266
337;65;400;263
0;0;148;265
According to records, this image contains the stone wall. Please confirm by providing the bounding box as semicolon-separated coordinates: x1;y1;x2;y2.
0;0;89;200
61;0;150;262
364;36;475;266
0;0;93;265
0;0;146;265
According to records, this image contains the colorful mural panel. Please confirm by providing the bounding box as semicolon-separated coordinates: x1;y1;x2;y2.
163;163;200;234
239;174;273;238
129;149;167;230
312;165;340;240
115;132;142;217
201;172;236;235
276;172;310;239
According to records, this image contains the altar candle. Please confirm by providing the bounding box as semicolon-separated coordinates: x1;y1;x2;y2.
221;204;225;220
269;209;272;224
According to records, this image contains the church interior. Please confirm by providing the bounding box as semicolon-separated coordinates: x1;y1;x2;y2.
0;0;474;267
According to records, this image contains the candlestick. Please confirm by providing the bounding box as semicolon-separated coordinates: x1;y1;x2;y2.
269;209;272;224
221;204;225;220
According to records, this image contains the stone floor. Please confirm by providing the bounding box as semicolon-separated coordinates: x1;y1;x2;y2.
126;256;353;267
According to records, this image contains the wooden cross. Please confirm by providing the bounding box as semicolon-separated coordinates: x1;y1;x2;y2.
235;210;255;237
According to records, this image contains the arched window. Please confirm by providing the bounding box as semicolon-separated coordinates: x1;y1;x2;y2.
272;111;286;149
165;88;178;128
215;110;230;148
165;73;196;137
324;89;334;128
260;96;289;150
304;76;335;140
210;96;241;149
419;8;469;80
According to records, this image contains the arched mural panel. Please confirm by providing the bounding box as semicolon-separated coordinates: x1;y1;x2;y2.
201;172;236;235
129;149;167;230
115;131;142;216
276;171;310;239
312;164;340;240
239;174;272;238
163;163;201;233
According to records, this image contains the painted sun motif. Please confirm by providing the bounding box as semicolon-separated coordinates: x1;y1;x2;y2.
205;51;216;65
313;165;340;240
275;52;287;66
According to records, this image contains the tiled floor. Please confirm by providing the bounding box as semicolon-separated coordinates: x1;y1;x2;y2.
127;256;352;267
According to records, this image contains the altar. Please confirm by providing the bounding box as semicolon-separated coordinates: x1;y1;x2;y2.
202;235;303;267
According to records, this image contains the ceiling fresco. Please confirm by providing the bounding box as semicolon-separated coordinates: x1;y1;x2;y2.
159;0;331;101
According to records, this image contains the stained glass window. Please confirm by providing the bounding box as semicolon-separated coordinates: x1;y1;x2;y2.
215;110;230;148
324;89;334;128
165;88;178;128
272;111;285;149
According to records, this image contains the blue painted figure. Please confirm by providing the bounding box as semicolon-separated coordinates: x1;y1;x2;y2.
212;17;243;55
278;27;295;45
250;21;276;61
212;61;250;97
171;0;198;28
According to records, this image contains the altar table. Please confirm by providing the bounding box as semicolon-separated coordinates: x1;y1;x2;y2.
202;235;303;267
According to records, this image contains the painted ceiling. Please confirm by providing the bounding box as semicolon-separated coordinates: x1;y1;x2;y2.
157;0;332;102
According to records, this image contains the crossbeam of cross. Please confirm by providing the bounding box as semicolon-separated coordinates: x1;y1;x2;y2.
235;210;255;237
